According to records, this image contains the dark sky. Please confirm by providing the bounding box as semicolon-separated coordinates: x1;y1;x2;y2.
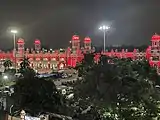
0;0;160;50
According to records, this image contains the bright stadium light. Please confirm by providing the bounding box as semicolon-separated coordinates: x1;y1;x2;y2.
99;25;110;52
11;30;18;34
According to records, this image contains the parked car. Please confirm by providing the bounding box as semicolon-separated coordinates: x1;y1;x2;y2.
68;74;72;77
62;74;68;79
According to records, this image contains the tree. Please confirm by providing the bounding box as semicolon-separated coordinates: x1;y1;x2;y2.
74;55;160;120
12;75;65;116
18;57;35;77
20;57;30;69
3;59;12;70
75;53;95;77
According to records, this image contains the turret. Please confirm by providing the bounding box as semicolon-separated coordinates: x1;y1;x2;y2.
71;35;80;53
84;37;91;52
17;38;25;57
151;33;160;48
34;39;41;52
150;33;160;61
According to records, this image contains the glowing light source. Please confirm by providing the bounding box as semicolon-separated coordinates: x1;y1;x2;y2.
99;25;110;30
62;89;66;95
99;25;110;52
3;75;8;80
11;30;18;34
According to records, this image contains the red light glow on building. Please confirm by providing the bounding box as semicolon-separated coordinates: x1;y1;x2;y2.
0;34;159;73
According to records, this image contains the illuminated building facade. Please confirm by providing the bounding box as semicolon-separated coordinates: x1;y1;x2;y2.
0;35;93;73
0;34;159;73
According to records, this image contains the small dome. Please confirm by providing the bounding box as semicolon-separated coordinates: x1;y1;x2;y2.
151;34;160;41
34;39;41;44
17;38;24;44
72;35;79;41
84;37;91;42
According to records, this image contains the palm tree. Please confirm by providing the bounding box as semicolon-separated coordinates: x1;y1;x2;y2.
3;59;12;70
20;57;30;69
19;57;35;77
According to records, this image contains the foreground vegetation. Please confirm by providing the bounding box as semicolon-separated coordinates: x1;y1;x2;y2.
74;54;160;120
5;55;160;120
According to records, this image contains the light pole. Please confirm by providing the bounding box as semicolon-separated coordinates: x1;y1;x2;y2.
10;105;14;120
11;30;18;73
99;25;110;52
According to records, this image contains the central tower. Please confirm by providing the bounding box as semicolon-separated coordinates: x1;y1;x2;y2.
71;35;80;53
34;39;41;52
17;38;25;57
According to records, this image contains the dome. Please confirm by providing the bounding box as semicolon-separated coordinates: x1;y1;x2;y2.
17;38;24;44
34;39;41;44
151;34;160;41
72;35;79;41
84;37;91;43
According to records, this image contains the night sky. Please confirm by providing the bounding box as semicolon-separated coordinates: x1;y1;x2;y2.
0;0;160;50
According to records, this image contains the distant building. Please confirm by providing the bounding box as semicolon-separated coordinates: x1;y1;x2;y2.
0;35;93;73
0;34;159;73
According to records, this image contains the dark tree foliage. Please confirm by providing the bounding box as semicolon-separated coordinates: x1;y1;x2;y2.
10;53;160;120
3;59;12;70
20;57;30;69
13;76;64;116
11;64;68;117
74;53;160;120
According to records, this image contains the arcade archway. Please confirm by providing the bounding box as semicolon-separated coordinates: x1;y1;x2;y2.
58;62;66;70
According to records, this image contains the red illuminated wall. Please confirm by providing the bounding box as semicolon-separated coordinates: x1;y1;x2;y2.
0;34;159;70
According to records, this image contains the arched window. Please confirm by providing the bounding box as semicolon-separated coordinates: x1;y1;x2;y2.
59;63;64;69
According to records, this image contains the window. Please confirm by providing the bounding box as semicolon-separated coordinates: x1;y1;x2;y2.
61;58;64;61
51;58;56;61
43;58;48;61
35;44;40;48
85;43;90;46
18;44;24;48
73;43;78;46
36;58;41;61
152;56;159;61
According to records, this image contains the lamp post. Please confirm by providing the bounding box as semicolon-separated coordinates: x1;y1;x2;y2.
11;30;18;73
99;25;110;52
10;105;14;120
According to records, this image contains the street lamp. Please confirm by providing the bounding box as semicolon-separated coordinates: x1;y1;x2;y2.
62;89;66;95
11;30;18;72
99;25;110;52
3;75;8;80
